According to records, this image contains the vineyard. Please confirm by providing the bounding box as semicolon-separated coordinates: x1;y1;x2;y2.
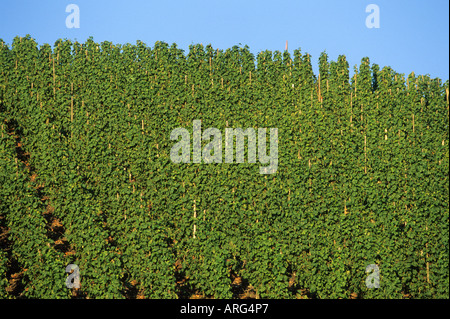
0;35;448;299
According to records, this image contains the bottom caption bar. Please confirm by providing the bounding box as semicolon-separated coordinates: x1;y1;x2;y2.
180;302;268;316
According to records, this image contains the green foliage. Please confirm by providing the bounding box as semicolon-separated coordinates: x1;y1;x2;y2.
0;35;448;299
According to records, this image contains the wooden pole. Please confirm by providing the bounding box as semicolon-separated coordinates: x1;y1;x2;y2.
446;88;449;117
318;74;321;102
350;93;353;126
70;83;74;122
52;58;56;95
193;200;197;239
361;103;363;123
364;135;367;174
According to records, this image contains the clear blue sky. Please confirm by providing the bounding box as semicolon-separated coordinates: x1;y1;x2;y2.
0;0;448;80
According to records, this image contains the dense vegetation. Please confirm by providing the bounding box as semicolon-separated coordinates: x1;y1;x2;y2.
0;35;448;299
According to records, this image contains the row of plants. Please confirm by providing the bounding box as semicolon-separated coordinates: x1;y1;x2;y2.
0;35;448;298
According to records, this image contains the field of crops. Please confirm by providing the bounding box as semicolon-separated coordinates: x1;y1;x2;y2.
0;35;448;299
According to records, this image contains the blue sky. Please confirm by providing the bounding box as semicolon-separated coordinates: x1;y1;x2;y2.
0;0;448;80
